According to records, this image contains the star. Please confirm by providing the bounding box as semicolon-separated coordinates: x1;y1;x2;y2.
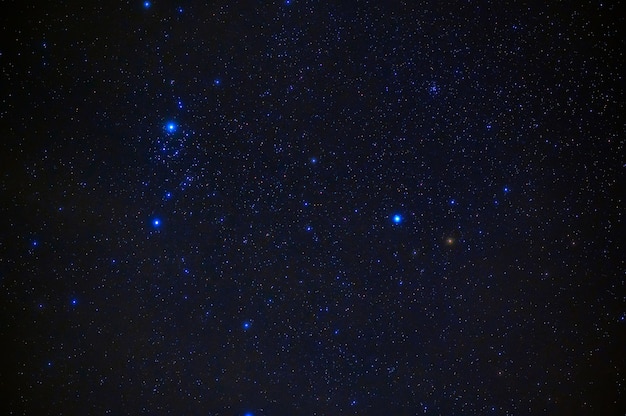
242;321;251;330
165;121;177;133
152;218;161;227
143;1;151;9
392;214;402;224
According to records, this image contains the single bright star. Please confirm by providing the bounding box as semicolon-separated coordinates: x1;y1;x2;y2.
243;321;251;330
143;1;151;8
165;122;177;133
392;214;402;224
152;218;161;227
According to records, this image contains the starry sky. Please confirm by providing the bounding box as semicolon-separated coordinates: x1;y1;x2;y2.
1;1;624;415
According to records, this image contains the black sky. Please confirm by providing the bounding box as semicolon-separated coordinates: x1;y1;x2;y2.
1;1;624;415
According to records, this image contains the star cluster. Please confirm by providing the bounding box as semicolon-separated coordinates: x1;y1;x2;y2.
1;1;623;415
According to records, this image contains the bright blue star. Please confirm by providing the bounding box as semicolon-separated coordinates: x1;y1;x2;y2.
392;214;402;224
32;240;38;247
214;79;221;86
143;1;151;9
450;199;456;205
165;121;177;133
71;298;78;306
244;413;254;416
242;321;251;330
310;157;317;164
152;218;161;227
503;186;510;193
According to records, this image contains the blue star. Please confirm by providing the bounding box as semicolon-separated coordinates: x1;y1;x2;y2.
242;321;251;330
31;240;38;247
450;199;456;205
71;298;78;306
165;121;177;133
152;218;161;227
214;79;221;86
503;186;510;193
143;1;151;9
244;413;254;416
392;214;402;224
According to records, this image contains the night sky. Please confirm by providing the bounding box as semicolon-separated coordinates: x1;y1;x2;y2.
1;1;624;415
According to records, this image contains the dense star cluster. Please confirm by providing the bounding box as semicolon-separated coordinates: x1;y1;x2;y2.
1;1;623;415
